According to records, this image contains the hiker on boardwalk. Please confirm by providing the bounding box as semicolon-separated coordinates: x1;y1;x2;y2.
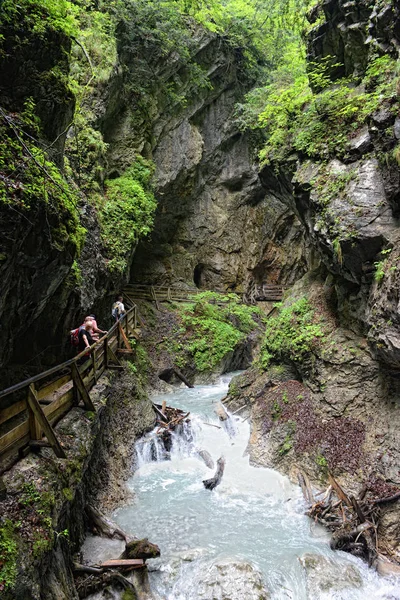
78;320;95;356
84;314;107;341
112;296;126;322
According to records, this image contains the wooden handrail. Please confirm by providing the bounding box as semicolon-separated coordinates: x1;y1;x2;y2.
0;307;134;400
0;305;139;471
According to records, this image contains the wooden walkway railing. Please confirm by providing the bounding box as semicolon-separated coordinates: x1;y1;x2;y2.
0;305;140;473
123;283;286;306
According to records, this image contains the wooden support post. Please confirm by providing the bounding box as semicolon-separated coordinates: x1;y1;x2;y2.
28;384;42;441
71;363;96;412
104;338;109;369
27;384;66;459
167;287;172;301
107;344;122;366
117;323;121;349
125;313;129;337
118;323;131;350
151;286;160;309
134;306;137;329
91;350;97;385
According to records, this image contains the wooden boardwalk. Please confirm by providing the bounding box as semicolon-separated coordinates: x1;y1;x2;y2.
123;283;285;307
0;305;140;474
0;281;286;479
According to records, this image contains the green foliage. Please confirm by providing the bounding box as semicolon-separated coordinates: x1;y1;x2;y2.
279;421;296;455
253;53;399;163
0;520;18;592
0;0;79;38
62;487;74;501
260;297;324;368
374;259;386;283
96;157;157;273
0;107;86;254
21;483;41;506
374;248;393;284
315;452;328;473
179;291;261;372
65;114;109;193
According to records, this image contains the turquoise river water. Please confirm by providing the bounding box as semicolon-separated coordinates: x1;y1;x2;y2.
113;374;400;600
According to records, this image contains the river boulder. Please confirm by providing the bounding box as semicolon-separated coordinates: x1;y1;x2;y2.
299;553;362;595
194;558;271;600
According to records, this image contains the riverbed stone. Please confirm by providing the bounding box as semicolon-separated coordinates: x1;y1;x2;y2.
299;553;362;595
194;558;271;600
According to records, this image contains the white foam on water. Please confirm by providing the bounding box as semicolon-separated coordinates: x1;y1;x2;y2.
113;373;400;600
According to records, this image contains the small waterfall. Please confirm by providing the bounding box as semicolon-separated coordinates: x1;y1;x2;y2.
114;376;400;600
135;432;169;466
135;417;201;466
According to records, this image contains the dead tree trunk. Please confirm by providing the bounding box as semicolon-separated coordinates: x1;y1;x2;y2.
86;505;132;542
203;457;225;490
173;368;194;388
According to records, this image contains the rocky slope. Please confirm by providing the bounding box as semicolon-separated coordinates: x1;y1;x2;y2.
0;369;155;600
225;0;400;564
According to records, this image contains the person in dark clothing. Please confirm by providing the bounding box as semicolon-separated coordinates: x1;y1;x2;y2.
78;321;95;354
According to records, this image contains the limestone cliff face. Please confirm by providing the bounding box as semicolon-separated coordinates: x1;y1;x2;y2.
0;18;307;386
265;1;400;359
228;0;400;557
103;32;307;294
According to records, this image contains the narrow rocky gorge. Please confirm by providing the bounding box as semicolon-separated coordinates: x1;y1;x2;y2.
1;0;400;597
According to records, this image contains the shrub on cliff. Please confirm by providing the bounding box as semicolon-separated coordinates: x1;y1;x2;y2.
179;291;263;372
260;297;324;368
96;157;157;273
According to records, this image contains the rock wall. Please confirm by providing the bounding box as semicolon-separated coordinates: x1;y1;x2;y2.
1;370;155;600
0;14;307;388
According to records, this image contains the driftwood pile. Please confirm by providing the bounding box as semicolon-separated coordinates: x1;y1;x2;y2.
153;401;190;451
74;505;160;599
299;471;400;570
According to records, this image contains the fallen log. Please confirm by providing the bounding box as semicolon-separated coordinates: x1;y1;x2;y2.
297;470;314;505
173;368;194;388
215;403;229;421
73;563;103;575
86;505;132;542
202;422;221;429
76;570;138;600
328;472;351;507
203;457;225;490
373;490;400;506
152;403;168;423
196;448;214;469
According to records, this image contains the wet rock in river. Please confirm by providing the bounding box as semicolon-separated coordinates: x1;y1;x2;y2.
195;558;271;600
299;553;362;595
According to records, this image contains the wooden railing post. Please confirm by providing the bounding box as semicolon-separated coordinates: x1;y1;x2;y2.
134;305;137;329
125;312;129;337
28;384;41;441
70;363;95;412
91;349;97;385
27;384;66;459
151;286;159;309
104;337;109;369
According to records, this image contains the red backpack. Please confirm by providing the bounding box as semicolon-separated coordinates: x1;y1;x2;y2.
70;327;80;347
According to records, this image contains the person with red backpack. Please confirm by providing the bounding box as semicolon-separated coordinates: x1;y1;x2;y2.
78;320;95;354
83;314;106;341
70;314;107;348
